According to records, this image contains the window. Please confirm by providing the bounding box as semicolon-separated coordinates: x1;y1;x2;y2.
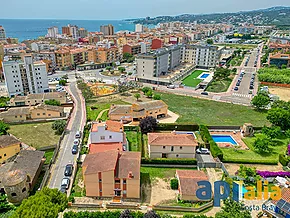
109;135;112;139
43;113;46;115
20;115;22;118
37;113;40;116
99;179;102;182
115;179;120;184
48;114;51;116
15;116;17;118
100;189;102;192
180;146;183;150
0;156;1;159
123;190;127;194
171;146;174;152
123;179;126;184
4;154;6;157
163;146;166;149
11;193;17;197
22;187;26;193
100;136;105;140
176;154;179;158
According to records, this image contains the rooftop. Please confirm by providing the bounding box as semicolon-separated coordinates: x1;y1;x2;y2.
148;132;198;147
0;135;21;149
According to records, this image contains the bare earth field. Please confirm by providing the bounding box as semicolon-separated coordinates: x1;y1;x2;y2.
269;87;290;101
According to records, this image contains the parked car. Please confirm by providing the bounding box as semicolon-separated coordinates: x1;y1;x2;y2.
75;131;81;138
234;87;239;91
201;92;209;95
64;164;73;176
99;69;104;72
73;139;79;145
61;177;70;190
236;82;240;86
60;186;67;193
167;84;175;89
196;148;210;155
249;85;254;90
72;144;78;154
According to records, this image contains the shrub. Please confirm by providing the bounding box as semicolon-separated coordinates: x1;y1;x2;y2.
170;178;179;190
142;87;152;94
279;154;290;166
258;68;290;84
153;94;161;100
222;158;278;165
141;158;197;165
45;99;61;106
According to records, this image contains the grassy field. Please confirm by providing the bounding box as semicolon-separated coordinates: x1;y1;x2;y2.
70;167;85;197
126;131;140;152
216;43;257;50
86;99;129;121
229;56;243;67
222;134;288;163
9;122;60;149
182;70;205;87
44;149;54;164
156;92;269;126
206;77;233;93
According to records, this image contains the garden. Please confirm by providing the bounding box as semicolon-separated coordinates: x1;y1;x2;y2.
182;70;205;88
258;68;290;84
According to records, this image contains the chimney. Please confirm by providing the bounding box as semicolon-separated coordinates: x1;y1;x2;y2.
128;171;134;179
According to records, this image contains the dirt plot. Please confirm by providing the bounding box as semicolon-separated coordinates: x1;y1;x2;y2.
224;163;283;176
269;87;290;101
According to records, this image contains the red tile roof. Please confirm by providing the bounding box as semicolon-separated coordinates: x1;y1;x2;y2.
148;132;198;147
89;143;123;154
272;188;290;204
91;121;123;133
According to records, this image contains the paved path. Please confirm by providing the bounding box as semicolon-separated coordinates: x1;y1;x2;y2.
96;109;109;121
48;82;86;191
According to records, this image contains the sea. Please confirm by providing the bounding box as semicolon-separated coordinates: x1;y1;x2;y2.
0;19;139;42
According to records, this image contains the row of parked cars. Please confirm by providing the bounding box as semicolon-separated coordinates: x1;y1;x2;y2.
244;57;250;67
234;70;245;91
60;130;82;193
249;72;256;90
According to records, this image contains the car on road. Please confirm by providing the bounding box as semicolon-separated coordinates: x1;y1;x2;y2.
167;84;175;89
201;91;209;95
61;177;70;190
249;85;254;89
75;131;81;138
99;69;104;72
60;186;67;193
72;144;78;155
196;148;210;155
64;164;73;176
236;82;240;86
234;87;239;91
73;139;79;145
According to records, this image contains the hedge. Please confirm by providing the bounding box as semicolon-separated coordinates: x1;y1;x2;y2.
155;124;199;131
279;154;290;166
222;158;278;165
141;158;197;165
199;125;223;160
124;126;140;131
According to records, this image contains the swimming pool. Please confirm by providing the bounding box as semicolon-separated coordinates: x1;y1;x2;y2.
211;135;237;145
200;73;210;79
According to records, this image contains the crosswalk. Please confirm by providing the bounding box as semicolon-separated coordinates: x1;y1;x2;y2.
232;93;252;98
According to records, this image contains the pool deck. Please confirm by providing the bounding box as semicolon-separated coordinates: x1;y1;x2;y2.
210;131;249;150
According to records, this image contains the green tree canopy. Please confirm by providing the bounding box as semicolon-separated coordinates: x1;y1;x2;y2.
139;116;158;134
262;126;282;139
267;107;290;130
253;134;271;153
213;68;231;80
251;93;270;110
59;79;67;86
44;99;61;106
77;81;94;101
153;94;161;100
0;194;14;213
215;198;251;218
11;188;67;218
206;39;214;44
0;121;9;136
134;93;141;101
52;120;66;135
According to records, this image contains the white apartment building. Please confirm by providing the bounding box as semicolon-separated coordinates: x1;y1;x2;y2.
135;24;144;33
0;26;6;41
69;25;79;39
2;55;49;97
46;26;59;38
181;44;221;68
33;51;56;68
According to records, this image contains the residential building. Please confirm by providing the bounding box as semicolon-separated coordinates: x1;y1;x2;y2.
70;48;88;67
62;26;71;36
151;38;163;50
32;51;56;71
97;47;121;63
135;24;144;33
268;53;290;68
123;44;142;55
147;131;198;158
3;44;27;55
0;104;65;123
6;38;19;44
10;92;66;106
87;48;98;63
109;100;168;123
176;170;210;202
55;49;71;69
0;26;6;41
69;25;79;39
82;150;141;199
78;28;88;38
0;135;21;164
100;24;114;36
182;44;221;68
46;26;59;38
0;150;45;204
2;55;49;97
88;120;127;153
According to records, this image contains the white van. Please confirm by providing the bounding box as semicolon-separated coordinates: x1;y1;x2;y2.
75;131;81;138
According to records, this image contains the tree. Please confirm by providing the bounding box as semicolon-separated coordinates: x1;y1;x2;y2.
77;81;94;101
144;210;160;218
153;94;161;100
281;64;287;69
286;129;290;138
206;39;214;44
59;79;67;86
145;89;153;98
213;68;231;80
123;52;134;62
170;178;178;190
118;67;126;73
52;120;66;135
262;126;282;139
11;188;67;218
251;93;270;110
106;66;112;72
0;121;9;135
120;209;133;218
142;87;152;94
134;93;141;101
139;116;158;134
62;74;68;80
253;135;271;153
236;165;261;184
0;96;10;107
215;198;251;218
0;194;14;213
44;99;61;106
267;107;290;130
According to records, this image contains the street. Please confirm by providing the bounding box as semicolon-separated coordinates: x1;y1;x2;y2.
48;82;86;191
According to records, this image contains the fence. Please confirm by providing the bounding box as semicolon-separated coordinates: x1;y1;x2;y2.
70;203;101;209
207;126;241;130
153;201;213;212
260;81;290;88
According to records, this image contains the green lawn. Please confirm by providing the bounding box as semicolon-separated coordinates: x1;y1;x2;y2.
44;149;55;164
99;110;109;121
182;70;205;87
229;56;243;67
156;92;269;126
126;131;140;151
216;43;257;49
70;167;85;197
86;99;129;121
9;122;60;149
222;134;288;163
206;78;233;93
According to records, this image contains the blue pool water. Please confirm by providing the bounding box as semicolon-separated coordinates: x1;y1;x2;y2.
211;135;237;145
200;73;210;79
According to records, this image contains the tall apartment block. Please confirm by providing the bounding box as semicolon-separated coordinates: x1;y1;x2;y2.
2;55;49;97
100;24;114;36
0;26;6;41
46;26;59;38
181;44;221;68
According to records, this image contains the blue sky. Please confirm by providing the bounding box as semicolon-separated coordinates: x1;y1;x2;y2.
1;0;290;20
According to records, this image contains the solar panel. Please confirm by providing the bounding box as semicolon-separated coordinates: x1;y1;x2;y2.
277;199;286;208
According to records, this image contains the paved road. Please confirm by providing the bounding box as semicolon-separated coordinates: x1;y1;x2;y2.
48;82;86;191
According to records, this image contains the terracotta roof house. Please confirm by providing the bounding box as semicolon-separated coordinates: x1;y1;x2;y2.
176;170;210;202
0;135;21;164
108;100;168;123
88;121;127;154
148;131;198;158
82;150;141;199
